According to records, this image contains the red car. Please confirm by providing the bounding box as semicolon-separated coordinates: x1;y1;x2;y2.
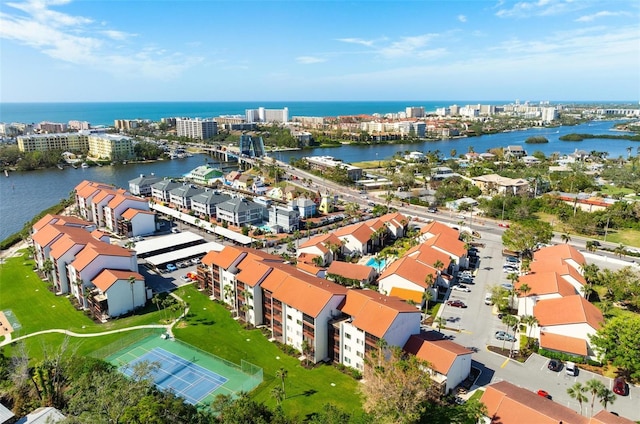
537;390;551;399
498;222;510;228
446;300;467;308
613;377;627;396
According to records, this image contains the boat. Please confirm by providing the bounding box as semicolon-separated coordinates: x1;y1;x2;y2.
81;163;89;169
4;169;8;177
57;164;64;170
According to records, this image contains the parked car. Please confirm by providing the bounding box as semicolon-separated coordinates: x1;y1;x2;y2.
565;361;578;376
452;285;471;292
537;390;551;399
446;300;467;308
484;293;493;305
547;359;562;372
501;283;514;290
171;228;180;233
495;331;516;342
505;256;519;264
503;267;518;274
180;275;191;282
166;263;177;272
613;377;628;396
460;276;474;284
191;257;201;264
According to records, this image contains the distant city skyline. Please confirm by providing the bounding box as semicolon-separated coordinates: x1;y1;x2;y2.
1;0;639;103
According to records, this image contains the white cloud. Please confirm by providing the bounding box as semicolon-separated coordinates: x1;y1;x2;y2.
458;14;467;23
575;10;630;22
378;34;439;58
296;56;326;64
336;37;376;47
495;0;582;18
0;0;200;80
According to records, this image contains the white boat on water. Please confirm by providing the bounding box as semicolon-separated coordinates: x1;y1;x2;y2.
4;169;8;177
81;163;89;169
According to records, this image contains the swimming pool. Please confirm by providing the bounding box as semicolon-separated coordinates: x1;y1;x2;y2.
365;257;386;271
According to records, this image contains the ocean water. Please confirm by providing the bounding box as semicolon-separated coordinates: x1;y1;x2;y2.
0;100;535;126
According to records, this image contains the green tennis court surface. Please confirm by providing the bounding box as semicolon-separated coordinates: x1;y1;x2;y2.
104;333;262;406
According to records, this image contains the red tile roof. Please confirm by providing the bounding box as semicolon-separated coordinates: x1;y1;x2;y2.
92;269;143;292
326;261;375;281
406;244;453;269
379;257;437;288
534;244;585;266
534;295;603;330
404;333;472;375
422;233;466;258
539;332;588;356
70;242;133;271
236;260;273;287
334;222;374;244
341;289;417;338
530;257;586;285
420;220;459;239
516;272;577;297
591;410;636;424
481;381;589;424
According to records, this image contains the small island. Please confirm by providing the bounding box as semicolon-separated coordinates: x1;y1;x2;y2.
560;133;640;142
525;136;549;144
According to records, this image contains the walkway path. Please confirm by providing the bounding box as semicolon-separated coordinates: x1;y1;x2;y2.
0;292;191;349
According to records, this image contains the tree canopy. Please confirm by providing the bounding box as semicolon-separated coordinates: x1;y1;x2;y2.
590;315;640;381
501;221;553;258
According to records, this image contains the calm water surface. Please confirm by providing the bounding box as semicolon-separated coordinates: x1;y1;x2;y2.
1;119;636;241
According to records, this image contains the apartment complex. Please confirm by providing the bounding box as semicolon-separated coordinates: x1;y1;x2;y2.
176;118;218;140
88;133;134;160
17;133;89;153
305;156;363;181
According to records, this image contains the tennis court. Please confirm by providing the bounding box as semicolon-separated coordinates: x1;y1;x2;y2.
102;333;263;406
122;347;227;405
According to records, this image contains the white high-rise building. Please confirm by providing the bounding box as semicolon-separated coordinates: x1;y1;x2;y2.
245;107;289;123
541;107;559;123
176;118;218;140
405;106;425;118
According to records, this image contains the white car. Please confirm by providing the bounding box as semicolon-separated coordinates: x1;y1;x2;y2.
452;285;471;292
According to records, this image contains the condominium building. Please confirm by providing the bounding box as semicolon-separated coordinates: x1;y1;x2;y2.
88;134;134;161
245;107;289;123
68;120;91;130
176;118;218;140
17;133;89;152
405;106;425;118
37;121;67;133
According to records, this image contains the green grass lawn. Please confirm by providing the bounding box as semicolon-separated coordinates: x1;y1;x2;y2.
0;251;167;337
1;253;364;418
173;285;364;419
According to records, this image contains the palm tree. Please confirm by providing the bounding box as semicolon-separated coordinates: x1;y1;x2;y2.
41;259;54;280
613;244;627;258
275;367;288;398
561;232;571;244
271;386;285;406
585;241;598;253
521;315;538;347
584;379;605;416
598;387;616;411
567;382;587;415
434;316;446;333
518;283;531;298
421;290;432;312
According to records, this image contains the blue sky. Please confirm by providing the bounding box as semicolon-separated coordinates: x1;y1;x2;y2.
1;0;638;102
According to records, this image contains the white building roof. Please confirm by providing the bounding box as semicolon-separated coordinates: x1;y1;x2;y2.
134;232;204;256
145;241;224;267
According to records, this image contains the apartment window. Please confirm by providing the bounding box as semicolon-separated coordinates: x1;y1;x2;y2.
345;333;351;340
357;338;363;345
296;319;302;325
344;344;351;352
345;357;351;364
357;351;364;358
287;314;292;320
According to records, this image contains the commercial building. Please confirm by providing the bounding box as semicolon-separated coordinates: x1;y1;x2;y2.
176;118;218;140
305;156;362;181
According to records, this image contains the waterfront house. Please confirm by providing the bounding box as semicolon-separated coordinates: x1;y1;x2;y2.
168;184;205;210
190;191;231;218
216;197;265;227
150;179;182;204
186;164;223;185
128;174;162;197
